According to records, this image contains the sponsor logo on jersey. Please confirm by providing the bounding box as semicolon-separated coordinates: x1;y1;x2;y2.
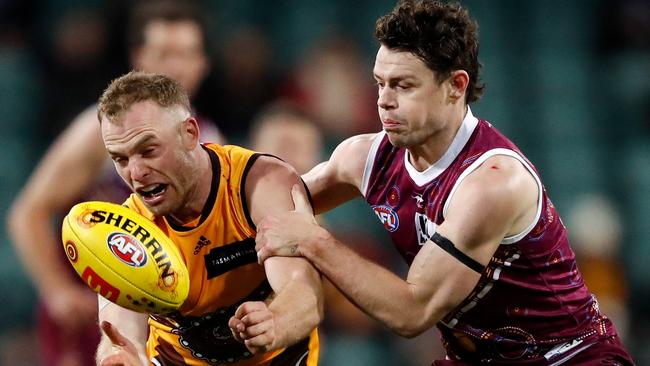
204;238;257;279
107;232;148;267
373;205;399;232
193;235;211;255
415;212;436;245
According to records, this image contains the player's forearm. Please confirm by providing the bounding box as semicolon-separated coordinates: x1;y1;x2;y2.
7;202;78;295
97;308;150;366
268;273;323;349
301;231;433;338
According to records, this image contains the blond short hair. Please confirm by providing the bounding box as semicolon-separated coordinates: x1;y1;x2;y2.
98;71;191;124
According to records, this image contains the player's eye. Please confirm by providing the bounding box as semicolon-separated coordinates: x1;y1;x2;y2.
111;155;127;165
397;83;412;90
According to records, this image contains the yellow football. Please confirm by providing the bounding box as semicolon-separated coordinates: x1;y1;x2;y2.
62;201;189;314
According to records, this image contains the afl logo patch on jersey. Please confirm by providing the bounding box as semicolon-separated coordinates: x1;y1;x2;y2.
373;205;400;232
107;232;148;267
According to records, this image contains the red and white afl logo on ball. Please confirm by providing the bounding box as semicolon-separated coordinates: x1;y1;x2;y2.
107;232;148;267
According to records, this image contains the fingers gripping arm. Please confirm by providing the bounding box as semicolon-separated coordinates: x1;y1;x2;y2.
231;157;323;354
255;155;538;338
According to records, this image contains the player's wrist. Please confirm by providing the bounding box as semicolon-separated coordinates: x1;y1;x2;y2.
301;225;331;260
138;351;149;366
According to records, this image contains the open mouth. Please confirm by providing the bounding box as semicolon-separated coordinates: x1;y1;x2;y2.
137;184;168;201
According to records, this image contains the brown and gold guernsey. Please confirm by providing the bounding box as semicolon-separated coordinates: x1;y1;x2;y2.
123;144;319;366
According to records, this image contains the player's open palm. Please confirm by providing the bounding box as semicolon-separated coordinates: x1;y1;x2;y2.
256;185;319;263
229;301;277;354
98;321;144;366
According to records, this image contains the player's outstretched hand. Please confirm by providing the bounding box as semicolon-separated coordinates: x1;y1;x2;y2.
256;185;320;263
228;301;277;354
98;321;144;366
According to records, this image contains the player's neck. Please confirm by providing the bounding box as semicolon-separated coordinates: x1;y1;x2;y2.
407;104;467;172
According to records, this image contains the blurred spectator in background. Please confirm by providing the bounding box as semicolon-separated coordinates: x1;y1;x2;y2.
249;101;323;174
196;26;279;142
6;1;224;365
280;36;377;140
568;194;629;342
38;6;115;142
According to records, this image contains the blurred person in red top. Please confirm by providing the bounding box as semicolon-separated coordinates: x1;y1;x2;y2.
280;36;378;139
6;1;223;365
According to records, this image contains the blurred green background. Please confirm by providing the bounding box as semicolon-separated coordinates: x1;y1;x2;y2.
0;0;648;364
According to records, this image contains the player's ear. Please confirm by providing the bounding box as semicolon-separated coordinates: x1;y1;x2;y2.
447;70;469;102
180;117;200;149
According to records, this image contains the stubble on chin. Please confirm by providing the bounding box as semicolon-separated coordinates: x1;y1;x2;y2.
141;198;173;217
386;132;408;148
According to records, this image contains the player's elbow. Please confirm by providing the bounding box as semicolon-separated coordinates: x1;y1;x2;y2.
314;286;325;326
304;301;323;333
297;273;325;327
390;293;442;338
6;196;33;240
392;316;430;338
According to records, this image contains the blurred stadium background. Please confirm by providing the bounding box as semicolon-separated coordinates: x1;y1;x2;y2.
0;0;648;364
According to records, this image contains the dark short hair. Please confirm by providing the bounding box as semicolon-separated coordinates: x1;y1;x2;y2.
375;0;484;103
98;71;191;124
127;0;207;51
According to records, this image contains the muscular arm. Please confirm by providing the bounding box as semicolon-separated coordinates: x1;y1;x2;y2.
258;154;538;337
97;302;149;366
232;156;323;353
302;133;377;214
6;106;109;327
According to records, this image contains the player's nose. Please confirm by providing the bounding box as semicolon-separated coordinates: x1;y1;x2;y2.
129;158;151;182
378;87;397;109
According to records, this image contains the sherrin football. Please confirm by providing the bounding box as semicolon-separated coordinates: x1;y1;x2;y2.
62;201;189;314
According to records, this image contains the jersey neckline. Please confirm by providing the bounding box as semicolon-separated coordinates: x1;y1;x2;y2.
403;106;479;187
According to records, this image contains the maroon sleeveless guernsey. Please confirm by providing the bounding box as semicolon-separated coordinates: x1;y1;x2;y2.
363;108;621;364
